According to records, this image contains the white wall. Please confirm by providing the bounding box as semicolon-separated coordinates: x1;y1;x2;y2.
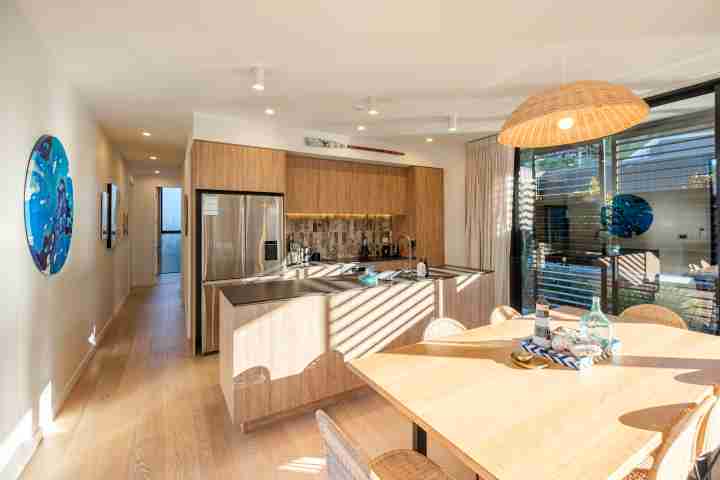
192;112;467;265
130;171;183;287
0;1;131;476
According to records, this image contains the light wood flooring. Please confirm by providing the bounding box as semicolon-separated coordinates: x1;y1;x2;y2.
22;274;476;479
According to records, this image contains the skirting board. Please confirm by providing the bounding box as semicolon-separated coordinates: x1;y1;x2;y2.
0;430;42;480
3;291;130;480
52;291;129;418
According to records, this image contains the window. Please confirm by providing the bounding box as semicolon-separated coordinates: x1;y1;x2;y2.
161;187;182;233
516;87;718;334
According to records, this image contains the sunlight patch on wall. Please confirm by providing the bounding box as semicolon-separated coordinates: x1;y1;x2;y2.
0;409;33;473
39;381;60;435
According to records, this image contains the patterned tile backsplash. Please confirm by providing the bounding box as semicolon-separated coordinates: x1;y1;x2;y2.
286;216;393;259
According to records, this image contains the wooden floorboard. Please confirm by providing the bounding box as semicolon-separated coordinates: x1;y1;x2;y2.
22;275;476;480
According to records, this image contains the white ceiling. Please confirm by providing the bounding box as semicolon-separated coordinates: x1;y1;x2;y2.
16;0;720;170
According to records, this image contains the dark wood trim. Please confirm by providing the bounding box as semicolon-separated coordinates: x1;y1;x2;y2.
412;423;428;456
194;189;284;197
509;147;523;311
715;84;720;334
644;77;720;108
195;189;204;355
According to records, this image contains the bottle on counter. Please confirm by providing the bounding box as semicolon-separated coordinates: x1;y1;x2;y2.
359;233;370;259
533;295;552;348
416;258;427;278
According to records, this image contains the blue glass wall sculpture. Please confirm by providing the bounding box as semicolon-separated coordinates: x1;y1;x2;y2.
24;135;74;275
601;194;653;238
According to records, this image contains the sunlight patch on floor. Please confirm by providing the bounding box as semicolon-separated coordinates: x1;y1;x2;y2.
277;456;326;475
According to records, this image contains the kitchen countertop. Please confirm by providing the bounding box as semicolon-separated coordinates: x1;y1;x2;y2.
220;265;492;306
317;256;414;264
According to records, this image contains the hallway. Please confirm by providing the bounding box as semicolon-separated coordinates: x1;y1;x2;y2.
21;276;474;480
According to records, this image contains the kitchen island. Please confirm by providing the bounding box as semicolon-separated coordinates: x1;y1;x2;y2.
219;266;494;431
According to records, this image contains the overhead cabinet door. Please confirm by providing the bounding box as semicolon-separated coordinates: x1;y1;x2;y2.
192;140;286;193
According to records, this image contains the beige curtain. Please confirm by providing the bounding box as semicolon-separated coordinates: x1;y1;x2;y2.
465;136;514;307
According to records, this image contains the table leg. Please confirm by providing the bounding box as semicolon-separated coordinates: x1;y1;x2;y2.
412;423;427;456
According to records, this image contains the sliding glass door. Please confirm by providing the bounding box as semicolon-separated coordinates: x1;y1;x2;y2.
515;82;718;334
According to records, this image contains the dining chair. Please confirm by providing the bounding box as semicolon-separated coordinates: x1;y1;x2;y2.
619;304;689;330
316;410;456;480
489;305;520;325
423;317;467;341
698;385;720;456
625;395;716;480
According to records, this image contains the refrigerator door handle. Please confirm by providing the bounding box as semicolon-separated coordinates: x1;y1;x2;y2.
201;214;209;282
240;195;246;279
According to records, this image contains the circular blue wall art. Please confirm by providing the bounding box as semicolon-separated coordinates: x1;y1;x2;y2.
600;194;653;239
24;135;74;275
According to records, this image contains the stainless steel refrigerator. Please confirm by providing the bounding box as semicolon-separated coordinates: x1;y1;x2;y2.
197;192;284;354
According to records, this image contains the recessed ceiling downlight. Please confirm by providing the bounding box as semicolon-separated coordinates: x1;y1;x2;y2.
367;97;379;116
252;67;265;91
264;108;275;115
357;125;366;131
448;114;458;132
425;137;434;143
149;155;158;160
142;131;151;137
154;170;160;175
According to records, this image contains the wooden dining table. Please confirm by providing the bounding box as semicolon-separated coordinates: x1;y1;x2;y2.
347;307;720;480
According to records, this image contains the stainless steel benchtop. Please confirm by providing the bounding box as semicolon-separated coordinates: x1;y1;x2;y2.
220;266;492;306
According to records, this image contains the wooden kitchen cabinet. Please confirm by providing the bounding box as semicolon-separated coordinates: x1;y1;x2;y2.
384;166;407;215
286;156;407;215
396;166;444;266
286;155;319;213
351;163;378;214
416;167;444;266
316;158;351;213
192;140;286;193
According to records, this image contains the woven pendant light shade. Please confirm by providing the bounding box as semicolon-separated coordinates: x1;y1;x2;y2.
498;80;649;148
